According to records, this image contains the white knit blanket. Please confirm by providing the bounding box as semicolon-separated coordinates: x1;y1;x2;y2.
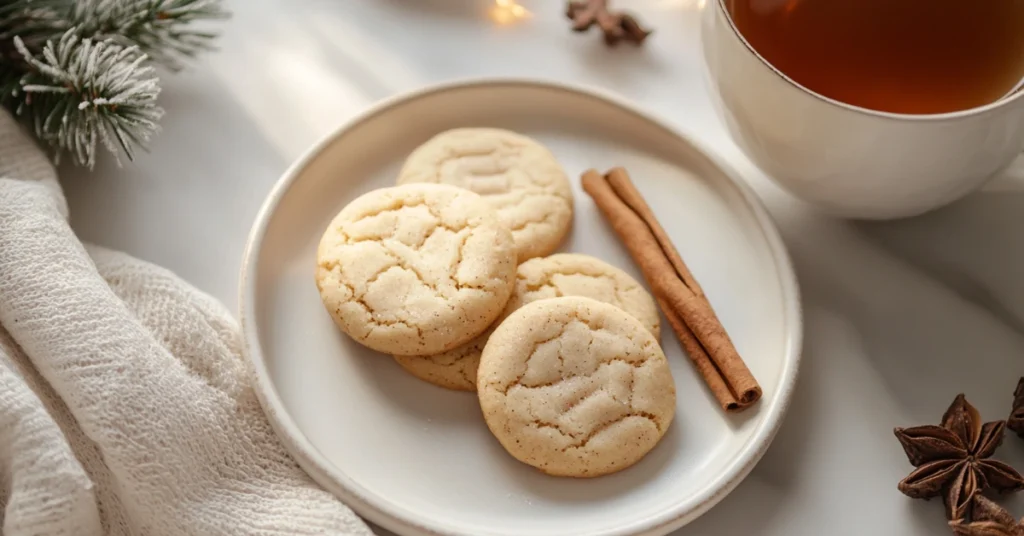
0;111;374;536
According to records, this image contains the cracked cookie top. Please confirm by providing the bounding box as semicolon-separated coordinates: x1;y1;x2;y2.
477;296;676;477
395;253;661;392
315;183;517;356
396;128;573;262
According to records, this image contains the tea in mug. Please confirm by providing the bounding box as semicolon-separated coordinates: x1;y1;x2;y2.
726;0;1024;114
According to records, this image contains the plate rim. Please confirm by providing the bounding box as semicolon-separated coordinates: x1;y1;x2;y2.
239;76;803;536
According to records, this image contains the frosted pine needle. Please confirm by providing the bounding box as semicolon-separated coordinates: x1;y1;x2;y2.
12;31;162;167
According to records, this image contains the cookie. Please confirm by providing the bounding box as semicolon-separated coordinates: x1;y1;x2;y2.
396;128;574;262
316;183;517;356
394;254;660;391
506;254;660;338
477;296;676;477
394;335;488;391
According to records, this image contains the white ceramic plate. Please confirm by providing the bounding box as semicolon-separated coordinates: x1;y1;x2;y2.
240;79;801;536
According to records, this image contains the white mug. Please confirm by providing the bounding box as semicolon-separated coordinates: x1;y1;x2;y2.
700;0;1024;219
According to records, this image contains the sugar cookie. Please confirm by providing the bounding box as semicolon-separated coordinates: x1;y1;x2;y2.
393;335;488;392
477;296;676;477
507;254;660;338
395;254;660;391
316;183;516;356
397;128;573;261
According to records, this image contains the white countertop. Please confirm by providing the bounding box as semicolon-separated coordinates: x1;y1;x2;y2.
59;0;1024;534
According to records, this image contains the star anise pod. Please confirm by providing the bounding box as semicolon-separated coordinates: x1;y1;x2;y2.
949;493;1024;536
1009;378;1024;439
895;394;1024;520
565;0;652;46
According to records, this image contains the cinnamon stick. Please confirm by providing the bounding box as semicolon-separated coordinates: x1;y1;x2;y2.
582;167;762;412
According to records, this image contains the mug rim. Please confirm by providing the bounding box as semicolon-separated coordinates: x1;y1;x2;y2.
713;0;1024;122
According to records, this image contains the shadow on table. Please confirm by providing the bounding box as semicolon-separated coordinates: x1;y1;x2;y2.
377;0;485;19
856;189;1024;338
764;182;1024;420
58;72;288;304
573;41;671;87
848;184;1024;413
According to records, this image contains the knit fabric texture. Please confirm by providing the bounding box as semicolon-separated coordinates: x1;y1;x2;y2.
0;110;374;536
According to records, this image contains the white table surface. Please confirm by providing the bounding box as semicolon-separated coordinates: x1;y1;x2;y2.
60;0;1024;534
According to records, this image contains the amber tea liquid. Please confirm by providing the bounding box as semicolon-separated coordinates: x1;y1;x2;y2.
726;0;1024;114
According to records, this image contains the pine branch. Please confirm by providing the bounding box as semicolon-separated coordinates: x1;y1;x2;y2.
73;0;229;70
0;0;227;167
0;1;71;57
6;30;163;168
